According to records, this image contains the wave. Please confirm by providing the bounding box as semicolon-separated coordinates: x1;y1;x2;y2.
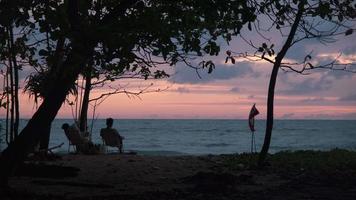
276;128;320;132
204;143;231;147
135;150;187;156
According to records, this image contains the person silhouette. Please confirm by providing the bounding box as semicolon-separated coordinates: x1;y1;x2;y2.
100;118;124;153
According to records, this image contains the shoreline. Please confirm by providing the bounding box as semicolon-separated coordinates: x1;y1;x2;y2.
3;149;356;199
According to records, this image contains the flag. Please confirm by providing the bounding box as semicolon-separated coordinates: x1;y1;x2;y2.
248;104;259;132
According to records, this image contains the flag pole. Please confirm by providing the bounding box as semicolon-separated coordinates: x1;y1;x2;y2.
251;130;254;153
253;132;257;153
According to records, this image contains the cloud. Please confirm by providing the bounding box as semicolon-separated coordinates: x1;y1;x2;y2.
304;112;356;120
300;97;326;103
285;42;309;61
339;93;356;101
343;45;356;56
279;76;333;95
325;69;355;79
159;101;240;106
169;61;257;84
316;56;355;79
176;87;190;93
281;113;295;119
230;87;240;93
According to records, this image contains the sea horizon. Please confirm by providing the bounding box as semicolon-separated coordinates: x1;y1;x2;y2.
1;119;355;155
1;118;355;120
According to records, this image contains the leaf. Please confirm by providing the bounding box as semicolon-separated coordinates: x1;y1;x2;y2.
262;43;267;48
206;61;215;73
38;49;48;56
304;55;312;62
258;47;264;52
338;14;343;22
248;22;252;31
345;29;353;36
208;66;213;73
152;49;160;56
132;64;138;72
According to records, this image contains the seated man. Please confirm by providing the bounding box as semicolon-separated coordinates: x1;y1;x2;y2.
100;118;124;153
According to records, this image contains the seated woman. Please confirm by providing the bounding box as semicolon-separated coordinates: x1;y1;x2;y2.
62;123;92;153
100;118;124;153
62;123;83;152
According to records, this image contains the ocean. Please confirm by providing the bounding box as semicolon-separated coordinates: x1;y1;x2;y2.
0;119;355;155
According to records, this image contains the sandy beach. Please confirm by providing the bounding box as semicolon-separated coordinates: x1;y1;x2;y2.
3;150;356;200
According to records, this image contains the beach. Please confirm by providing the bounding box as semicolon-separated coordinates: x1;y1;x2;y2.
3;149;356;200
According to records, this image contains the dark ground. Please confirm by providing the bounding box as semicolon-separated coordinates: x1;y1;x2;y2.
1;149;356;200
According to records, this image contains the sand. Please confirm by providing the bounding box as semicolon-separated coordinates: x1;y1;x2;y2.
3;153;356;200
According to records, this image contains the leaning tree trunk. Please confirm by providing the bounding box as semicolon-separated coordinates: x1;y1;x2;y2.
258;61;279;165
0;0;87;186
0;44;90;186
258;2;305;166
38;37;65;151
39;125;51;151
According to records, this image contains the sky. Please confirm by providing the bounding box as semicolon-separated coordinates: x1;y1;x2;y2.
1;16;356;120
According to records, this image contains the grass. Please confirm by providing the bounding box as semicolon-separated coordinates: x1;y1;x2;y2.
224;148;356;174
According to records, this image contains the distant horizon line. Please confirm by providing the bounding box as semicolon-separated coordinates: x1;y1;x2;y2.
1;118;355;121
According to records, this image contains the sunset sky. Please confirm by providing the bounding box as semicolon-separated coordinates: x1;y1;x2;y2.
2;21;356;120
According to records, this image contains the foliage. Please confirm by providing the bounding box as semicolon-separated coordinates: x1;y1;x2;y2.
224;149;356;173
14;0;258;108
270;149;356;173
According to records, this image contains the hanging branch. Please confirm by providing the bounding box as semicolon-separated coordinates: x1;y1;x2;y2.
89;83;169;104
226;49;356;75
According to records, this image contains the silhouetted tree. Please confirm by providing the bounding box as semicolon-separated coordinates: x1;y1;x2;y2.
0;0;36;144
226;0;356;165
0;0;256;186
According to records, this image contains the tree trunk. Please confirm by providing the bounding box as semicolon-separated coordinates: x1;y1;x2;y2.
258;63;279;165
38;37;65;150
5;63;10;145
0;0;137;186
39;124;51;150
8;36;14;143
258;2;305;166
0;45;89;186
9;26;20;138
79;69;92;133
0;0;88;186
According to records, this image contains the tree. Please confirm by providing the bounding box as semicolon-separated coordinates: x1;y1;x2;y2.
225;0;356;165
0;0;35;144
0;0;256;186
